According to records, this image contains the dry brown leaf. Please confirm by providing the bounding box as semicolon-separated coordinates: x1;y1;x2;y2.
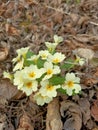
64;40;77;50
80;0;98;12
12;91;26;100
77;16;89;25
5;23;20;36
0;79;19;100
72;35;98;47
60;100;82;130
94;67;98;77
65;39;85;50
17;114;34;130
0;47;9;61
78;98;90;125
93;45;98;51
70;13;79;23
84;78;98;86
50;0;62;6
0;94;7;130
0;122;5;130
75;48;94;60
53;12;63;23
25;0;35;6
91;100;98;121
73;35;91;43
92;128;98;130
17;128;26;130
0;3;6;16
0;96;8;109
90;58;98;67
46;98;63;130
86;118;95;130
65;26;76;35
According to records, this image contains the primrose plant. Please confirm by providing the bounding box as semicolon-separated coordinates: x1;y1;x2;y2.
3;35;85;106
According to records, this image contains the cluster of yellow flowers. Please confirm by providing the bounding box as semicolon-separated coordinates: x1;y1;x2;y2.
3;35;85;106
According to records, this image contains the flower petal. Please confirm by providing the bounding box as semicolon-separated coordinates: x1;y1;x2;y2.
65;73;76;81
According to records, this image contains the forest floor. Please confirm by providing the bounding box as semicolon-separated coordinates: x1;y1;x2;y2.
0;0;98;130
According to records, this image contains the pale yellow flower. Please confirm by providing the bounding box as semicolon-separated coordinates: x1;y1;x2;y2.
13;69;38;96
62;73;81;96
12;55;20;64
12;47;29;63
48;52;65;64
75;56;85;66
38;50;50;60
45;42;57;52
3;71;13;80
12;47;29;71
40;80;60;98
23;65;45;80
13;70;24;89
54;35;63;44
20;79;38;96
16;47;29;58
45;35;63;53
42;62;60;81
13;57;24;71
34;92;53;106
28;55;39;63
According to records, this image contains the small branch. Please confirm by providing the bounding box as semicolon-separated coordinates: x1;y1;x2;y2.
89;21;98;26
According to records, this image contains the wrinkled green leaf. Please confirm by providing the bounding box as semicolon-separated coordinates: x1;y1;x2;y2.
37;58;45;68
37;73;46;82
90;58;98;67
26;51;34;59
49;76;65;85
24;51;36;66
24;59;34;66
61;59;75;70
66;0;80;4
57;88;66;94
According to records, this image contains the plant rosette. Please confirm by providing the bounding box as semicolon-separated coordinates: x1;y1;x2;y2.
3;35;85;106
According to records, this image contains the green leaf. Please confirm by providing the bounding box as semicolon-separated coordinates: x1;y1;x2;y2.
24;51;36;66
24;59;34;66
26;51;34;59
37;73;46;82
37;58;45;68
49;76;65;85
61;59;75;70
66;0;80;4
76;0;80;3
72;89;81;96
90;58;98;67
57;88;66;94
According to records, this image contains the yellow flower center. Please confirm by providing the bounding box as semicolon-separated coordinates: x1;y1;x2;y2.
39;94;47;99
67;81;74;88
49;48;53;52
22;53;26;58
17;56;22;62
26;82;32;88
53;58;60;63
29;72;36;78
47;69;53;75
17;57;23;64
46;85;54;91
76;57;80;62
32;57;38;63
42;54;47;59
